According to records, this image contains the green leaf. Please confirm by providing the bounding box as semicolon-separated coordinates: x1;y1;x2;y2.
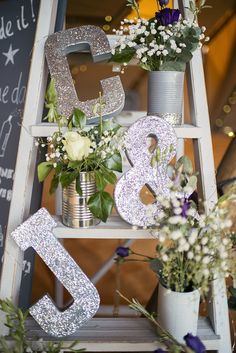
49;174;59;194
102;119;121;133
60;171;78;188
176;155;193;174
38;162;53;182
71;108;86;129
149;258;163;277
103;152;122;172
45;79;57;104
87;191;114;222
76;177;82;196
111;47;136;64
100;165;117;184
95;170;107;191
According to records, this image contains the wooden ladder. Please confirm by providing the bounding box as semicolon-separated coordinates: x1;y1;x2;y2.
0;0;231;352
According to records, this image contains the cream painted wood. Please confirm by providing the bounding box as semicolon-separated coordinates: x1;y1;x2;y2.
30;121;203;138
0;0;59;334
24;317;220;352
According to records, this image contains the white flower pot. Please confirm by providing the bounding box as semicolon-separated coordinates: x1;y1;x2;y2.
157;282;200;343
147;71;184;125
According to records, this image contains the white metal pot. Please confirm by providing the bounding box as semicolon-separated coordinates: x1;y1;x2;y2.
157;282;200;343
147;71;184;125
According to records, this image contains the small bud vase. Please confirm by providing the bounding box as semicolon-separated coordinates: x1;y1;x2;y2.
62;171;100;228
157;282;200;343
147;71;184;125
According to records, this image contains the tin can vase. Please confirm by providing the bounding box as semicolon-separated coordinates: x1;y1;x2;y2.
147;71;184;125
62;171;100;228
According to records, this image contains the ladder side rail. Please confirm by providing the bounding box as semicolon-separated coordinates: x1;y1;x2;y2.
0;1;59;334
179;1;231;352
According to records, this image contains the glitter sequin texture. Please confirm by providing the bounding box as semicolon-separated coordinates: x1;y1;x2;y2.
11;208;100;337
114;116;177;226
45;26;125;123
157;112;182;125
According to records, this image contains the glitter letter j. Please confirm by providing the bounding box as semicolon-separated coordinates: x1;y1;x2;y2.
11;208;100;337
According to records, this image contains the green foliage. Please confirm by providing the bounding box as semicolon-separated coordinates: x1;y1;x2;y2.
111;47;136;64
0;299;85;353
228;286;236;310
69;108;87;129
87;191;114;222
37;162;53;182
103;152;122;172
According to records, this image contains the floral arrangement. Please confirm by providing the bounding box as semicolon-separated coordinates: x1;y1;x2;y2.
119;292;206;353
111;0;210;72
0;299;84;353
37;81;124;222
116;156;235;294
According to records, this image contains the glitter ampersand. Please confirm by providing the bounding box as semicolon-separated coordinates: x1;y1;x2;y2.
45;25;125;123
114;116;177;226
11;208;100;337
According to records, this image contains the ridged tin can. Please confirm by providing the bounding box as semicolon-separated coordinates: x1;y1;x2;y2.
147;71;184;125
62;171;100;228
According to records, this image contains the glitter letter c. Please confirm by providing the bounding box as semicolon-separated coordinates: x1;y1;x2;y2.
45;25;125;123
11;208;100;337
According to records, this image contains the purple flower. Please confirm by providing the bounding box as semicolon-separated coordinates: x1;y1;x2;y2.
158;0;169;6
116;246;130;257
184;333;206;353
155;8;181;26
154;349;167;353
181;198;191;217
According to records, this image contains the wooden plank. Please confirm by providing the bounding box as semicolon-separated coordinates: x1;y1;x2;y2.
21;317;220;352
31;122;203;139
53;215;153;239
0;0;59;335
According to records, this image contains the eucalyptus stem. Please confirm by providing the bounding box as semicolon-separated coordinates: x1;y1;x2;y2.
99;92;103;137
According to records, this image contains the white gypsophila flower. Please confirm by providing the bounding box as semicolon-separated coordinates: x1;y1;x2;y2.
170;230;182;240
174;207;182;215
202;256;210;264
46;156;50;162
183;243;190;252
203;268;210;277
195;244;201;252
50;153;55;158
53;163;57;168
195;255;201;262
162;254;169;262
176;48;182;53
187;251;194;259
55;152;60;158
141;57;147;63
156;51;161;56
168;216;182;224
162;49;168;56
151;29;157;35
147;50;154;57
202;246;209;254
179;237;187;246
201;237;208;245
63;154;68;159
222;238;230;245
159;234;166;242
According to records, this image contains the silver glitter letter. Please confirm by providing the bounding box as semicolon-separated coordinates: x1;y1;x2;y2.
11;208;100;337
45;26;125;123
115;116;177;226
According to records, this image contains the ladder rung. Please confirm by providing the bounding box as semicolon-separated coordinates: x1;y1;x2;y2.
31;123;203;139
23;317;220;352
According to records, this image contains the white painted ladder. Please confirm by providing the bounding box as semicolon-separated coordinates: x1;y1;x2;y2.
0;0;231;352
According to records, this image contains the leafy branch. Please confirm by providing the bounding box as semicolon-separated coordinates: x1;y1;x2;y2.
0;299;85;353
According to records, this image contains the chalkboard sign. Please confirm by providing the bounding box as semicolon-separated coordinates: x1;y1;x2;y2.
0;0;40;266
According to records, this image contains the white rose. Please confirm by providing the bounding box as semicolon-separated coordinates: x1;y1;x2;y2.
62;131;91;161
